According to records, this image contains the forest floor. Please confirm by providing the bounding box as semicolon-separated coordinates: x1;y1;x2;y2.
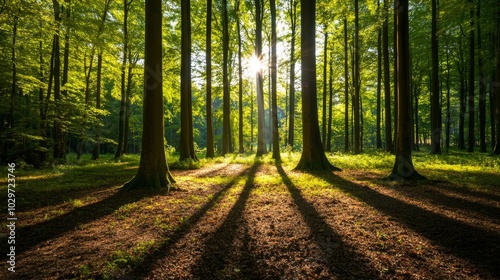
1;151;499;279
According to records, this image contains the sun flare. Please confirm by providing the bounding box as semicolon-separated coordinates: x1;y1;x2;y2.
246;55;264;75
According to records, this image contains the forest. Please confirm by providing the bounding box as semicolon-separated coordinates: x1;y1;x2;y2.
0;0;500;279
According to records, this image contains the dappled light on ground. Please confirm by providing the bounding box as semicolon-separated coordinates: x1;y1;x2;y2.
0;157;499;279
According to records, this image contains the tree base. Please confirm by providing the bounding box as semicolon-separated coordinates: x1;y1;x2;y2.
122;171;176;191
294;155;341;172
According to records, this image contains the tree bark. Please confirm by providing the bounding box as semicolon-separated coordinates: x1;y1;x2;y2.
255;0;267;156
221;0;231;156
287;0;297;149
492;9;500;155
322;31;328;149
327;51;333;152
236;0;244;154
295;0;339;171
123;0;175;189
344;17;349;152
376;0;382;149
383;0;392;153
115;0;131;159
179;0;198;161
353;0;361;154
92;51;103;160
389;0;422;180
477;1;486;152
270;0;280;160
430;0;442;154
468;0;476;153
205;0;214;158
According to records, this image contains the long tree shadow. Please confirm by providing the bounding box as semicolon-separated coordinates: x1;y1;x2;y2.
315;171;500;279
0;162;139;212
0;185;158;259
190;163;263;279
126;165;255;279
382;181;500;222
276;164;379;279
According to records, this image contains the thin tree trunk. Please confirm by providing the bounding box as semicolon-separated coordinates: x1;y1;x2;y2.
123;50;135;154
477;1;487;152
255;0;267;156
9;13;17;130
353;0;361;154
180;0;198;161
287;0;297;149
468;1;475;153
322;31;328;148
115;0;131;159
492;8;500;155
236;0;244;154
458;29;467;150
270;0;280;160
327;52;333;152
376;0;382;149
52;0;65;161
344;17;349;152
205;0;214;158
446;47;451;152
430;0;442;154
221;0;231;156
383;0;392;153
92;51;103;160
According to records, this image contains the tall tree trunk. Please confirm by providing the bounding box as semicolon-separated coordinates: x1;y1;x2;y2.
390;0;422;180
430;0;442;154
255;0;267;156
270;0;280;160
39;20;48;161
468;1;475;153
446;48;451;152
393;0;398;154
52;0;65;161
124;0;174;189
353;0;361;154
344;17;349;152
123;50;134;154
236;0;244;154
78;47;94;160
205;0;214;158
295;0;339;171
383;0;392;153
491;72;497;149
414;83;420;150
477;1;487;152
92;51;103;160
91;0;111;160
458;29;467;150
9;14;17;130
287;0;297;149
492;8;500;155
322;31;328;148
376;0;382;149
221;0;231;156
115;0;131;159
180;0;197;161
327;52;333;152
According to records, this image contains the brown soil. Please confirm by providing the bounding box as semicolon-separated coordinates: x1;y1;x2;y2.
1;163;499;279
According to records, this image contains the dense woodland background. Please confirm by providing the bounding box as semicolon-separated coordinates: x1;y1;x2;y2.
0;0;499;168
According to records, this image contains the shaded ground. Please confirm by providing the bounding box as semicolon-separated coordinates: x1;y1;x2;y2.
1;162;499;279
